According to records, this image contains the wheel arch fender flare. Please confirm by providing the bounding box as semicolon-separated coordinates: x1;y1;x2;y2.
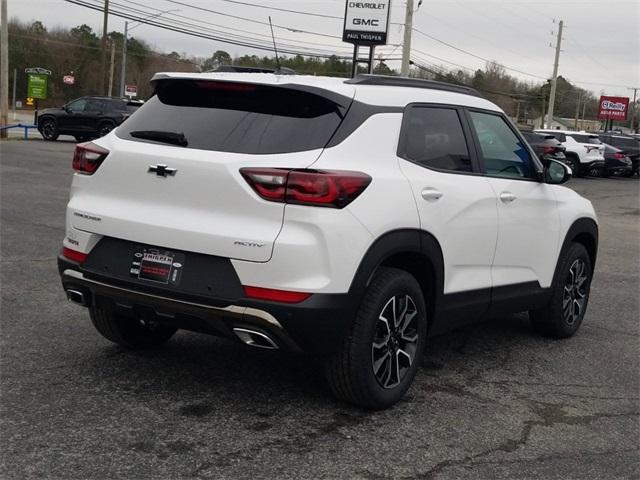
347;228;445;316
37;114;56;127
555;217;599;283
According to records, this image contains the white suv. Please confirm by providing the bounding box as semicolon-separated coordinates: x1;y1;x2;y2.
59;73;598;409
535;129;605;177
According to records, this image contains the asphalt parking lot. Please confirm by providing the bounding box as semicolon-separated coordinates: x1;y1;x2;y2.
1;139;639;480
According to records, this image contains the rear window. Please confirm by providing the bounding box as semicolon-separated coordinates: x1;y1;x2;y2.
543;132;566;142
570;134;601;144
522;131;544;142
610;137;639;149
117;80;348;154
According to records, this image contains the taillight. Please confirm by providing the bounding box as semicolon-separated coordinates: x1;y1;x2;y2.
62;247;88;264
73;142;109;174
243;286;311;303
543;146;556;154
240;168;371;208
614;152;626;159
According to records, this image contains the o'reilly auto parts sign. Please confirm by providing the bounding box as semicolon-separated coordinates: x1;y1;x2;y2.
343;1;392;45
597;95;630;121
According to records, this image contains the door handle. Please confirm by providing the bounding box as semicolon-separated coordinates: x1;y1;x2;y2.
500;191;517;203
421;187;443;202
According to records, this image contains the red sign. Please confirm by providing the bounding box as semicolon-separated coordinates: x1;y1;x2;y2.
63;75;75;85
597;96;629;121
125;84;137;97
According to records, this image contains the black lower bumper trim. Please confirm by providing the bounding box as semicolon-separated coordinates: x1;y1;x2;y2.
59;257;359;354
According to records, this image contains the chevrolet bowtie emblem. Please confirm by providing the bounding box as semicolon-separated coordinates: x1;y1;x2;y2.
148;164;177;177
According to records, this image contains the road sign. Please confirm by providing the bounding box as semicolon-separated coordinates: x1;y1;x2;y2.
24;67;52;75
63;75;75;85
125;84;137;97
343;0;392;45
597;96;630;121
27;73;48;99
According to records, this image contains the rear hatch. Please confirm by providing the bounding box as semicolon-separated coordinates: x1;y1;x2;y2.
571;133;605;160
69;77;354;262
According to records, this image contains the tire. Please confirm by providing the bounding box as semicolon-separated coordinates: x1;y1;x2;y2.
324;267;427;410
89;307;177;349
39;117;59;141
588;165;602;177
566;155;583;178
74;135;90;143
529;243;592;339
97;121;115;138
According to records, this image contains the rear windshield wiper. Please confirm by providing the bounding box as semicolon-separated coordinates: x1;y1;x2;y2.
130;130;188;147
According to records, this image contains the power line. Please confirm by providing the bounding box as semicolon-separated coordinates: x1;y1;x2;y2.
63;0;354;59
163;0;341;40
120;0;357;52
209;0;343;20
110;0;355;53
411;27;548;80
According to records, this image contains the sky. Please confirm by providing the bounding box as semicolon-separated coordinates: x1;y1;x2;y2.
7;0;640;97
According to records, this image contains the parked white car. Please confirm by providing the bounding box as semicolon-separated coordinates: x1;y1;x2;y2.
536;129;605;177
59;73;599;409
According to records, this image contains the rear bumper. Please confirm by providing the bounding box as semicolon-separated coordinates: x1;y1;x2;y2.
59;257;359;354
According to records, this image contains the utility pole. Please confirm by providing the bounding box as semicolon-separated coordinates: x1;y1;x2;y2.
545;19;563;129
628;87;639;133
0;0;9;138
574;91;582;130
120;21;128;97
12;67;16;120
401;0;414;77
514;99;524;124
100;0;110;96
119;10;178;96
107;41;115;96
581;101;586;131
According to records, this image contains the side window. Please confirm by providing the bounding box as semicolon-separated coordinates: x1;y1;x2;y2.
401;107;473;172
84;99;104;112
469;111;533;179
66;99;87;113
107;100;125;112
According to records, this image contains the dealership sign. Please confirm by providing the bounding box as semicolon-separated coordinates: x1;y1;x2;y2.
343;1;392;45
597;96;629;121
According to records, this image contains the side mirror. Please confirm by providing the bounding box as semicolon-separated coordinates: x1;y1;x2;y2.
544;159;571;184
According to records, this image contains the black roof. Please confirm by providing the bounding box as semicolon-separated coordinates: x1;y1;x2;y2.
345;75;483;98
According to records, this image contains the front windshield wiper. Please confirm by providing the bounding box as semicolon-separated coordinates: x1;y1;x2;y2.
130;130;188;147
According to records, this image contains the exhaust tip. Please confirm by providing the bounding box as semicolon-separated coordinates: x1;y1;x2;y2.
233;328;279;350
66;289;87;307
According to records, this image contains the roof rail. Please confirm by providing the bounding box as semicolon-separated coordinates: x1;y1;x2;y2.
345;74;483;97
212;65;296;75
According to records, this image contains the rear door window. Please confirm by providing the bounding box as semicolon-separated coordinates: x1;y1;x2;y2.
399;106;473;172
117;80;350;154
